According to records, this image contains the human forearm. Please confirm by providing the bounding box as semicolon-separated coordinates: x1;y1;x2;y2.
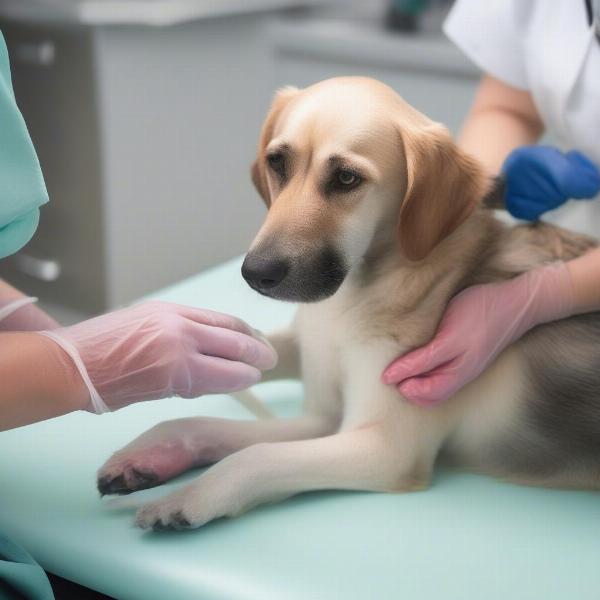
0;279;59;331
458;75;544;174
0;333;87;431
0;279;23;300
459;111;539;174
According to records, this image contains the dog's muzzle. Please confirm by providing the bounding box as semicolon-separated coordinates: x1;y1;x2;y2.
241;245;347;303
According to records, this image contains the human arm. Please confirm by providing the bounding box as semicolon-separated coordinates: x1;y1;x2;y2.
459;76;600;218
457;74;544;174
0;301;277;429
0;332;88;430
0;279;59;331
383;250;600;406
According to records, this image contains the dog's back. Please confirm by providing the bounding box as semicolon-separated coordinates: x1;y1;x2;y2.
473;220;598;284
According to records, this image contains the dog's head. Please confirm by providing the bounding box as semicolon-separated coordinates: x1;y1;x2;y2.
242;77;487;302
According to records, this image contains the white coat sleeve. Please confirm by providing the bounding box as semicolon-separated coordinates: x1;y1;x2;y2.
444;0;534;90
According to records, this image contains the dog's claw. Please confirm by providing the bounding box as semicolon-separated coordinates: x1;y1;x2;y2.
97;468;159;496
170;511;191;529
151;520;171;532
131;468;159;489
98;473;127;496
136;502;199;531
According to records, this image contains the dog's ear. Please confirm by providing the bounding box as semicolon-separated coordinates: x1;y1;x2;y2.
397;123;487;261
251;86;299;206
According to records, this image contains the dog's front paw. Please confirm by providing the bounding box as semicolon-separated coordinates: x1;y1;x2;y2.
135;444;276;531
98;448;190;497
97;420;208;496
135;479;240;531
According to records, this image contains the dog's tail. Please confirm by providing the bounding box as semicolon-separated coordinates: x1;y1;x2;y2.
231;389;275;419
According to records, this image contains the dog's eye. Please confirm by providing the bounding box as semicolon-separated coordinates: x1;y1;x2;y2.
336;169;362;190
338;170;357;186
267;153;286;178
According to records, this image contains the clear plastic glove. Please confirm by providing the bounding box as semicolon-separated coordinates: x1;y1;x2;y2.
38;301;278;413
382;263;573;407
503;146;600;221
0;296;59;331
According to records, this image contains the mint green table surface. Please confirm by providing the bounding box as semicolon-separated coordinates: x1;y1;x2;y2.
1;257;599;600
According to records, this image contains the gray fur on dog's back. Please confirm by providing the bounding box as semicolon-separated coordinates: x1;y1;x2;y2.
517;314;600;480
470;219;600;486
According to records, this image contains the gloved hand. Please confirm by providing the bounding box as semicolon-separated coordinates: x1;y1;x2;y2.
0;296;59;331
382;263;573;406
503;146;600;220
38;301;277;413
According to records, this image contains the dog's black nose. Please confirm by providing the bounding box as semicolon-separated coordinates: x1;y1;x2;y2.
242;254;289;291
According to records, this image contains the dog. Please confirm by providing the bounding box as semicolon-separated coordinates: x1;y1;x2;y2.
97;77;600;530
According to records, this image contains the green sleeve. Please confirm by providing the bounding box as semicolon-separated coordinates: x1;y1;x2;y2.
0;533;53;599
0;30;48;259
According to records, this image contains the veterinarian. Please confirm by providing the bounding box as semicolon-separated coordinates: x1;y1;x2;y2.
0;32;275;599
384;0;600;405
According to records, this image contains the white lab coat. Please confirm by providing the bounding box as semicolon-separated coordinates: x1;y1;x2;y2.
444;0;600;236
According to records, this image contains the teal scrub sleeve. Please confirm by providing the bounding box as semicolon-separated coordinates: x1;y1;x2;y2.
0;30;48;260
0;534;53;600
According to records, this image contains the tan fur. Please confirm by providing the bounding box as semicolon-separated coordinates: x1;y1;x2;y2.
397;124;490;261
251;86;299;205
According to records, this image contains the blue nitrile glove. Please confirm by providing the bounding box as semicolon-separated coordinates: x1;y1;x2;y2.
502;146;600;221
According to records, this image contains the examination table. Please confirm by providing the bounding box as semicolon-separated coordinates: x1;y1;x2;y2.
1;257;599;600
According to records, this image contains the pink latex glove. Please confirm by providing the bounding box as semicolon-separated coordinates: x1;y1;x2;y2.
38;301;277;413
382;263;574;406
0;296;59;331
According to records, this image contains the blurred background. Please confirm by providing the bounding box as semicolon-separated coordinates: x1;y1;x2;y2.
0;0;475;324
